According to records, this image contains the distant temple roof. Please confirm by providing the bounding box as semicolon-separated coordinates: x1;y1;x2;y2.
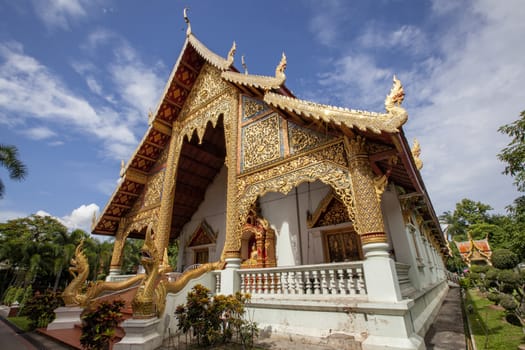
454;233;492;266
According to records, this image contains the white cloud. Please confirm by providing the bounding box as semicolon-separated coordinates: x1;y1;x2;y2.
61;203;100;232
405;0;525;214
0;209;28;222
311;0;525;215
86;76;102;95
318;54;391;109
22;126;56;140
32;0;87;30
308;0;348;47
0;41;140;160
358;25;427;54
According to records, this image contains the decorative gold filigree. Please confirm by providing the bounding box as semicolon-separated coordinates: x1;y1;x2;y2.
411;138;423;170
373;174;388;202
242;96;268;120
187;34;234;71
224;142;357;254
288;121;333;154
180;64;232;120
221;52;287;90
241;113;282;171
264;92;405;134
143;169;165;208
344;136;386;240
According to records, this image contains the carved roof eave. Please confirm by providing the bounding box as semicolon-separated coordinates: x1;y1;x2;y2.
188;34;233;71
221;71;285;90
92;171;146;235
263;92;406;134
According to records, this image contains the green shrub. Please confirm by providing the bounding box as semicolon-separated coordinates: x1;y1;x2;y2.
19;290;64;329
492;249;519;270
470;265;490;274
500;295;518;311
175;284;257;347
487;292;502;305
80;300;124;350
459;277;472;289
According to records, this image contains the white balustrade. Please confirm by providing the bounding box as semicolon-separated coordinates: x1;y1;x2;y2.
238;262;367;297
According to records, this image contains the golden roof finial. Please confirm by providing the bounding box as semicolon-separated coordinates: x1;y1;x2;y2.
241;55;248;74
148;109;154;125
91;212;97;231
385;75;405;110
227;41;236;65
411;138;423;170
183;7;191;36
120;159;125;177
275;52;287;79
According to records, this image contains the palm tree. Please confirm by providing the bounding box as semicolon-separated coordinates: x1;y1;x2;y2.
0;144;27;198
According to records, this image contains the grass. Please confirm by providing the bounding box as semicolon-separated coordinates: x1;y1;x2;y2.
7;316;32;332
465;289;525;349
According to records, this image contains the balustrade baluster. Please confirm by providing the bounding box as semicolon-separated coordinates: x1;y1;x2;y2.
357;267;365;294
269;272;275;294
337;269;345;294
312;270;320;295
216;273;221;294
282;272;289;294
347;268;355;295
263;273;269;294
276;272;282;294
304;270;312;294
289;271;296;294
329;269;336;294
256;272;263;294
320;270;328;294
249;273;255;294
296;271;305;294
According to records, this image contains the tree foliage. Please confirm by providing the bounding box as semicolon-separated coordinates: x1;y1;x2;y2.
491;249;519;270
0;144;27;198
498;110;525;191
440;198;493;241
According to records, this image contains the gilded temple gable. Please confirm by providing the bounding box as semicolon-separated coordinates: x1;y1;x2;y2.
187;221;217;247
308;190;352;228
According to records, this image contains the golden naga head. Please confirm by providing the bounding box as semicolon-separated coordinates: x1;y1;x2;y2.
275;52;287;77
385;75;405;110
141;223;158;271
227;41;236;64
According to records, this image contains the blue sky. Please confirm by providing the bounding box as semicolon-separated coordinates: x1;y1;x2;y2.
0;0;523;233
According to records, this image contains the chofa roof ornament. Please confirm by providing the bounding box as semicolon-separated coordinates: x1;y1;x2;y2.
183;7;191;36
384;75;408;124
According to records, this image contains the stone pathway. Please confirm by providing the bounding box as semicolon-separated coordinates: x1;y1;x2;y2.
424;286;467;350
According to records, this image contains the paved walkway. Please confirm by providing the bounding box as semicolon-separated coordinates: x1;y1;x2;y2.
424;285;467;349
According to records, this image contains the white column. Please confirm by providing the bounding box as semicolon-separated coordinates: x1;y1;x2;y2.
219;258;241;295
362;242;402;302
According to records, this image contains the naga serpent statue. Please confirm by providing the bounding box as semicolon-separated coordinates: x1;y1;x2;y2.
131;223;225;319
62;239;144;307
62;239;90;306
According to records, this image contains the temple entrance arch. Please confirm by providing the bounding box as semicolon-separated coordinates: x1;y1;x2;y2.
224;149;356;258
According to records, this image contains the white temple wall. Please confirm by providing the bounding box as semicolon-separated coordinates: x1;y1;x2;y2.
381;186;423;290
177;166;228;271
259;181;330;266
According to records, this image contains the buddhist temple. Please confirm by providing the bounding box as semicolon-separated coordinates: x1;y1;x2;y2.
80;10;450;350
455;233;492;266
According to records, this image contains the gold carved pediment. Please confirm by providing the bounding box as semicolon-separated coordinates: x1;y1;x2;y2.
308;190;351;228
180;63;232;120
288;121;334;154
187;221;216;247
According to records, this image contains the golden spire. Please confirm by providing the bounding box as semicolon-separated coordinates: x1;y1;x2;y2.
227;41;236;65
275;52;287;80
148;109;154;125
411;138;423;170
183;7;191;36
120;159;125;177
241;55;248;74
91;212;97;231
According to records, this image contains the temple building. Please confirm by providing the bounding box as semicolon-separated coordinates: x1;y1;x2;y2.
90;13;450;350
455;233;492;266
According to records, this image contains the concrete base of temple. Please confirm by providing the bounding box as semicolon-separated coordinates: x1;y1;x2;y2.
113;317;162;350
47;306;82;330
362;335;424;350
